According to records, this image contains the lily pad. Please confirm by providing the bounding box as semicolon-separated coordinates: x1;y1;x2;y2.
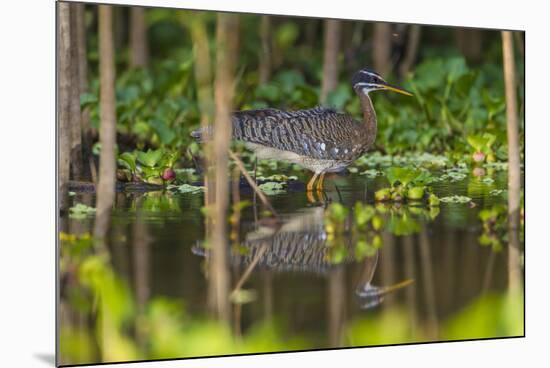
173;184;204;194
258;181;286;195
440;195;472;204
69;203;96;220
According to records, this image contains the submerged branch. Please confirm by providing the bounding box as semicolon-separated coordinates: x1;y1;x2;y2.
228;150;278;217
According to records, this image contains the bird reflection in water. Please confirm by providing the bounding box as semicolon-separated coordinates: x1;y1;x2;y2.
192;206;412;309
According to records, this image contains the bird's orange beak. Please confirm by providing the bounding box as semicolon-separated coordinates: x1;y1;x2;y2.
381;83;413;96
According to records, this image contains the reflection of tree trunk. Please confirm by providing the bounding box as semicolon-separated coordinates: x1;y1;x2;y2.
58;2;72;211
69;4;83;180
75;3;92;180
327;267;345;348
129;7;149;68
320;20;341;104
373;23;392;76
419;228;438;339
380;232;396;306
94;5;117;240
259;16;272;84
262;270;273;320
399;25;421;78
403;235;417;335
455;29;483;64
207;13;239;322
133;205;150;349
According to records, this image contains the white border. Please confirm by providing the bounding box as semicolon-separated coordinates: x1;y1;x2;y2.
1;0;547;367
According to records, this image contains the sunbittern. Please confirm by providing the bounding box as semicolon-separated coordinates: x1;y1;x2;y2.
191;68;412;200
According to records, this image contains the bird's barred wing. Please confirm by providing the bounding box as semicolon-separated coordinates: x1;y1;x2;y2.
232;107;365;161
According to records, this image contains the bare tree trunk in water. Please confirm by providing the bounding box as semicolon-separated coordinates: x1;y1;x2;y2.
320;19;341;104
58;2;72;211
189;16;214;128
69;4;83;180
94;5;117;240
188;15;215;256
208;13;239;322
399;25;421;78
327;267;345;347
455;29;483;64
130;7;149;68
502;31;521;224
75;3;92;180
259;16;272;84
373;23;392;77
502;31;522;295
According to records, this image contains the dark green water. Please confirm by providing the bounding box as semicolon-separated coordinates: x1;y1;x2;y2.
58;169;524;366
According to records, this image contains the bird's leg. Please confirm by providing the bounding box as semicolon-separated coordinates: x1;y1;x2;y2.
316;172;326;192
306;172;319;192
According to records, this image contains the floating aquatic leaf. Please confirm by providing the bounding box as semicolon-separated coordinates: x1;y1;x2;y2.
256;174;298;182
440;195;472;204
173;184;204;194
69;203;96;220
360;169;382;178
258;181;286;195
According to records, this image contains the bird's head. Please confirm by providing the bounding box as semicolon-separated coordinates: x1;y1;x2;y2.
352;68;413;96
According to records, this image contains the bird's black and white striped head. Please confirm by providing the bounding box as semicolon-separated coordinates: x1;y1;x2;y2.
351;68;413;96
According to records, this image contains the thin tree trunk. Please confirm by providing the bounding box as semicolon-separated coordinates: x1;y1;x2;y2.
58;2;72;211
259;16;272;84
373;23;392;77
69;4;83;180
320;19;341;104
502;31;521;223
188;15;215;263
75;3;92;180
399;25;421;78
94;5;117;240
208;13;239;322
129;7;149;68
189;17;214;128
502;31;522;296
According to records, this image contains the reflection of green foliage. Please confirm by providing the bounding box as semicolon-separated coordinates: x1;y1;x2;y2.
478;205;507;252
347;307;418;346
140;192;182;212
388;212;421;236
444;293;524;340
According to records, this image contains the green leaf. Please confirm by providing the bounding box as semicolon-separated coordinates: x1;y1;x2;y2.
150;119;176;145
137;149;164;167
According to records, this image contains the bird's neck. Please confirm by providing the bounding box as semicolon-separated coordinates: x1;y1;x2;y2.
358;92;377;148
